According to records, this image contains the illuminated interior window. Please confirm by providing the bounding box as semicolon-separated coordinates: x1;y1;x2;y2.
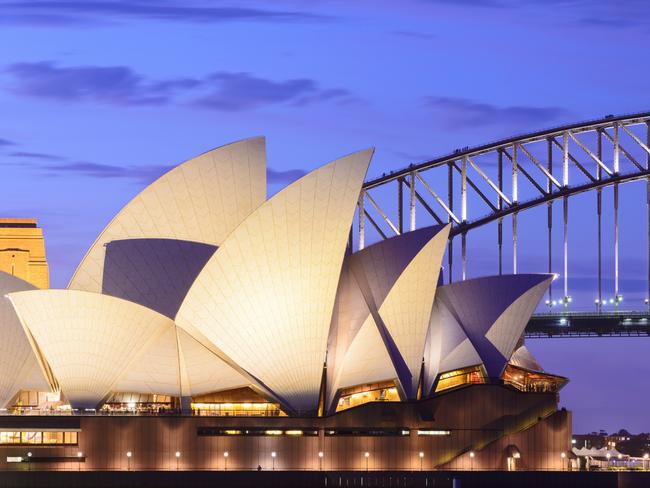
502;365;568;393
335;380;400;412
102;393;174;413
435;366;486;393
191;387;286;417
0;431;77;445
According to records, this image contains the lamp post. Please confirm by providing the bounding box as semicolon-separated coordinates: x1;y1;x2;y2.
318;451;323;471
126;451;132;471
606;452;611;469
364;452;369;472
419;452;424;471
469;451;475;471
175;451;180;471
27;452;32;471
644;453;648;471
271;451;276;471
224;451;229;471
77;451;83;472
561;452;566;471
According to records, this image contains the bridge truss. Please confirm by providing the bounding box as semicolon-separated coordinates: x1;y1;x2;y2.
358;112;650;336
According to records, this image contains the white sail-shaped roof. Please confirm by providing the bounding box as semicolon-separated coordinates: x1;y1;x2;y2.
7;290;175;408
114;325;250;398
327;225;449;403
68;137;266;294
0;272;49;407
177;149;373;413
423;274;553;392
509;345;544;372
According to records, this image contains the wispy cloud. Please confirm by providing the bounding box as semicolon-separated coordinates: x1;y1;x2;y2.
0;137;16;147
390;30;436;40
422;96;568;130
0;1;328;27
11;151;64;161
267;167;307;185
4;61;355;111
5;61;199;105
196;72;353;111
40;161;173;182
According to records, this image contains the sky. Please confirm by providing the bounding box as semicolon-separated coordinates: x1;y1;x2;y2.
1;0;650;434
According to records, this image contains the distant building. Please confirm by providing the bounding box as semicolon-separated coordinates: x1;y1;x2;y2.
0;218;49;289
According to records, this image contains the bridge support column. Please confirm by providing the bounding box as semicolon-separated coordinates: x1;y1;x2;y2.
563;196;569;309
461;232;467;281
614;183;620;309
512;213;518;275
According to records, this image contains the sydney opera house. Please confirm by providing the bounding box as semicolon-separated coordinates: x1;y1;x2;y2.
0;138;570;472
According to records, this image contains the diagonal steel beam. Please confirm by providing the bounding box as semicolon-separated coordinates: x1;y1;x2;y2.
365;191;400;236
364;210;388;240
569;131;613;175
402;178;444;225
467;156;512;205
502;149;547;196
602;129;645;172
452;161;498;213
415;173;461;224
517;143;562;189
550;137;597;183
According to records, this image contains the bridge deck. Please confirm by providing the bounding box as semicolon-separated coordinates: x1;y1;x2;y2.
526;311;650;338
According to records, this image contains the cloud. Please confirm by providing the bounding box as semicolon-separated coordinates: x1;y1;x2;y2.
267;167;307;185
196;72;353;111
5;61;199;105
422;96;568;130
0;138;16;147
35;160;173;182
11;151;64;161
0;1;328;27
4;61;354;110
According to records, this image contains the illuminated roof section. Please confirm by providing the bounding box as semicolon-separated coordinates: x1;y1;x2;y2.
68;137;266;293
0;272;49;407
328;225;449;402
7;290;174;409
177;149;373;413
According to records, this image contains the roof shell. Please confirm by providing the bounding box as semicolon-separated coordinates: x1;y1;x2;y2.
68;137;266;293
177;149;373;413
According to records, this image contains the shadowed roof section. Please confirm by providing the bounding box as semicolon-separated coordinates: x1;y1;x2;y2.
102;238;217;318
424;274;553;392
68;137;266;293
0;272;49;408
176;148;373;414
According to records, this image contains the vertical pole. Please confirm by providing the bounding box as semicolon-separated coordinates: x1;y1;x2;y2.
647;121;650;310
358;191;365;251
597;130;603;312
547;138;553;305
513;213;518;274
410;171;416;231
448;162;454;284
613;122;620;174
614;183;619;308
512;144;518;204
562;131;569;187
461;232;467;281
461;157;467;223
498;149;503;275
562;132;569;309
398;178;403;235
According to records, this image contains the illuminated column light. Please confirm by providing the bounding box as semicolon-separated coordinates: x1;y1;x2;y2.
126;451;132;472
271;451;276;471
77;451;83;472
318;451;323;471
419;451;424;471
175;451;181;471
224;451;229;471
364;452;370;472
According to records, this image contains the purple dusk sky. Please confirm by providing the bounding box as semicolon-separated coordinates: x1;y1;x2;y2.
1;0;649;434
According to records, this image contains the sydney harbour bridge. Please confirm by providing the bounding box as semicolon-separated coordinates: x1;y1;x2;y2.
356;112;650;338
